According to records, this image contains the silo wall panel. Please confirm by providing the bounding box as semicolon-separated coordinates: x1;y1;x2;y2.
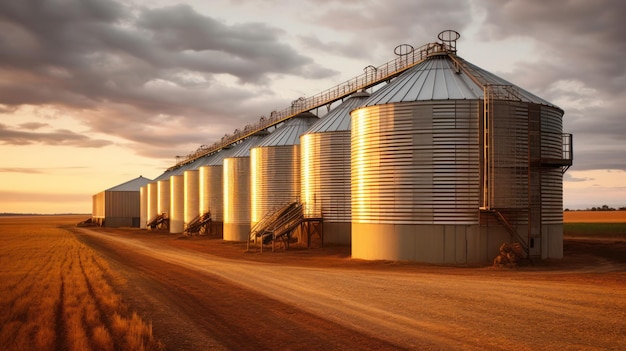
199;166;210;215
170;175;184;233
224;157;251;241
147;182;158;223
157;179;170;216
184;170;199;228
207;165;224;235
140;186;147;229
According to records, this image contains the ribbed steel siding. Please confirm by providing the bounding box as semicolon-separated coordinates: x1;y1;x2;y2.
147;182;158;222
184;170;199;227
351;100;480;225
490;101;530;210
301;131;350;221
199;166;210;215
223;157;250;240
541;106;564;224
140;186;147;229
170;175;184;233
205;166;224;222
157;179;170;216
251;145;300;224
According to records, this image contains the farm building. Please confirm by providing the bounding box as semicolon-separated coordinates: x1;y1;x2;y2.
92;176;152;227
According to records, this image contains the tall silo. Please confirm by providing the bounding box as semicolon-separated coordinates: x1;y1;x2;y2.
157;179;170;218
146;182;158;226
170;174;185;233
183;169;199;230
251;112;319;233
223;134;266;241
198;148;235;236
300;92;370;244
350;32;570;263
140;185;147;229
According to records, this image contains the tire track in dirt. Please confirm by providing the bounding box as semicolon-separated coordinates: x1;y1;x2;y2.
54;278;67;351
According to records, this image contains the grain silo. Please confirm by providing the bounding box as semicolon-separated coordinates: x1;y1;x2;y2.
183;169;199;230
198;148;236;236
91;176;152;227
146;182;158;227
157;179;170;219
250;112;319;234
300;92;370;244
350;31;572;263
140;185;147;229
223;134;267;241
169;174;185;233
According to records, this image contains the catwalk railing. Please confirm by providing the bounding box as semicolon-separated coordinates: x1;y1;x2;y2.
168;41;452;171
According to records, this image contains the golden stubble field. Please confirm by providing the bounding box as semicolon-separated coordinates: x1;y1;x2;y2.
564;210;626;223
0;215;163;351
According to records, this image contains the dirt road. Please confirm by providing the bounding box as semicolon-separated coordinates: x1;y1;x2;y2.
71;227;626;350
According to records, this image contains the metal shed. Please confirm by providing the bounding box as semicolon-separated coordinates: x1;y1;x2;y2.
92;176;152;227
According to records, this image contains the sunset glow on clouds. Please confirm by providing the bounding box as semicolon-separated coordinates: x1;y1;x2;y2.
0;0;624;213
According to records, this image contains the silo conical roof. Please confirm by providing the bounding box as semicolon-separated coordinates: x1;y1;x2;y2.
228;133;267;158
255;112;319;147
305;92;370;134
364;54;559;109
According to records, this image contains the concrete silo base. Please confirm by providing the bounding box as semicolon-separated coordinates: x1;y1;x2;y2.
224;223;250;242
352;223;492;264
323;222;351;245
542;224;564;259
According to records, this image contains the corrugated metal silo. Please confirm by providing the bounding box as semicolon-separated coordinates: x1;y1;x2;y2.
147;182;158;225
300;92;370;244
198;148;235;235
170;174;184;233
251;112;319;230
350;36;568;263
223;135;266;241
183;170;199;230
157;179;170;217
140;185;147;229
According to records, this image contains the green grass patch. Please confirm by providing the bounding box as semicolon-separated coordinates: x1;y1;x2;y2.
564;222;626;239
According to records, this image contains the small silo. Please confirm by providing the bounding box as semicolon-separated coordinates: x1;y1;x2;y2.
183;169;199;230
198;147;235;236
170;174;185;233
140;185;147;229
250;112;319;232
350;32;570;263
223;134;267;241
300;92;370;244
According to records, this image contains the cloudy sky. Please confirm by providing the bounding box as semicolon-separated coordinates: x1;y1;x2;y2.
0;0;624;213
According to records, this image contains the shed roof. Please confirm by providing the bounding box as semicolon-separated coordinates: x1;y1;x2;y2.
106;176;152;192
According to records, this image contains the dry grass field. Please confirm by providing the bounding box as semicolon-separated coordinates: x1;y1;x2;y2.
564;210;626;223
0;215;163;351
